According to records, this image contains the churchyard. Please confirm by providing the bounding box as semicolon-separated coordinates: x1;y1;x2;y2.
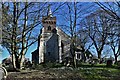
2;50;120;80
3;62;120;80
1;1;120;80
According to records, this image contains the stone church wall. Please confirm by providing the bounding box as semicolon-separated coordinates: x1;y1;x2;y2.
45;33;59;62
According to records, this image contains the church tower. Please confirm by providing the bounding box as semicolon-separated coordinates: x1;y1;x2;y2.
42;5;56;33
38;5;59;63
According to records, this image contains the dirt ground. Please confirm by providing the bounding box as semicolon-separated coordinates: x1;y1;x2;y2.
5;66;120;80
6;68;83;80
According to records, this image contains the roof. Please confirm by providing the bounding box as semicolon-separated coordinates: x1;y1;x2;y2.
56;27;71;41
31;49;38;54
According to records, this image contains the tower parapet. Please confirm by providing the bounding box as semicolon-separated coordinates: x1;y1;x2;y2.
42;16;56;33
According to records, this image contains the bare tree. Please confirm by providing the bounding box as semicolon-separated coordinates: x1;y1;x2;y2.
2;2;66;69
83;10;113;60
96;2;120;38
57;2;95;67
77;29;93;61
96;2;120;62
2;2;48;69
107;21;120;63
96;1;120;22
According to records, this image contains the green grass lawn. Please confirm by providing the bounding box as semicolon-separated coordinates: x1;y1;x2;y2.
78;67;120;80
7;63;120;80
76;63;120;80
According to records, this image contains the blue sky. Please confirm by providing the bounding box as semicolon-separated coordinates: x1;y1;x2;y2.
1;2;120;63
0;1;92;61
1;42;37;63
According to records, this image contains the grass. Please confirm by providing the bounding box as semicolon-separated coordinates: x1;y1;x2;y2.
76;63;120;80
78;67;120;80
6;63;120;80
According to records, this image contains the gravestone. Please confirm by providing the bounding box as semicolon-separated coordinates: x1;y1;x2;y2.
106;56;114;67
0;65;7;80
106;60;113;67
91;55;98;65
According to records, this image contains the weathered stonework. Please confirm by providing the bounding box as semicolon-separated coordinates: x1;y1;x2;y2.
31;8;83;64
31;12;71;64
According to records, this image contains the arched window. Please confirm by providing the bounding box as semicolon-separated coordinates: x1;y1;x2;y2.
52;28;57;34
48;26;51;31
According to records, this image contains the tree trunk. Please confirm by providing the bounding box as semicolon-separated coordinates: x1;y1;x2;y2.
98;51;101;63
70;42;77;68
73;55;77;68
20;54;25;69
98;51;101;59
114;55;118;64
19;2;27;69
15;55;20;69
12;53;16;69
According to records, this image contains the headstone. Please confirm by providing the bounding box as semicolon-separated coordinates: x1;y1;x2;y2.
0;66;7;80
106;56;114;67
5;63;14;71
91;55;98;65
66;60;71;67
106;60;113;67
0;67;3;80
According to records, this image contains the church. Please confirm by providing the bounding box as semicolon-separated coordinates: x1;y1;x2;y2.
31;7;84;64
